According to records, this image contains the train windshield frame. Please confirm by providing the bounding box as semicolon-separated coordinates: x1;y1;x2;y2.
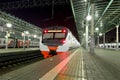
42;29;68;45
43;32;66;40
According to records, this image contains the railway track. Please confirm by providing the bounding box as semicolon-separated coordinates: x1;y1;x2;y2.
0;50;44;74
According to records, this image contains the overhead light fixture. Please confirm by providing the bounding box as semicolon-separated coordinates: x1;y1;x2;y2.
84;0;87;2
25;31;29;34
95;11;98;17
99;33;102;36
21;32;25;36
34;35;37;38
83;33;85;36
95;27;99;31
6;23;12;28
86;15;92;21
116;25;119;28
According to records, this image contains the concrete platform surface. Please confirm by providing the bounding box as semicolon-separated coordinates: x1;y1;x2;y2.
0;48;120;80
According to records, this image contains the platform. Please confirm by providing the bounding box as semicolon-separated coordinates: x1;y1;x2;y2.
0;48;120;80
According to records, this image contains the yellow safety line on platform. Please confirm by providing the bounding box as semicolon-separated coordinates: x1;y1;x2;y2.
81;49;87;80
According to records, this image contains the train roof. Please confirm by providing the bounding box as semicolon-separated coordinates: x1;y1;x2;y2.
43;26;70;31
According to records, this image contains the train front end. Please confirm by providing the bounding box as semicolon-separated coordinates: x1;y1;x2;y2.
39;27;69;58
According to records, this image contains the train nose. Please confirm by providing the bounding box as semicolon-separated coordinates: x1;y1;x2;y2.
47;46;58;50
47;46;58;56
49;50;57;56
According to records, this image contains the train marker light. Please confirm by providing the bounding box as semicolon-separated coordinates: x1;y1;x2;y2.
44;30;48;33
62;29;67;33
61;40;66;44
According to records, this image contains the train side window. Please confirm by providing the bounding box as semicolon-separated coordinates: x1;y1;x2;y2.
113;46;114;48
55;33;65;38
119;46;120;48
3;40;6;44
0;40;1;43
43;33;53;39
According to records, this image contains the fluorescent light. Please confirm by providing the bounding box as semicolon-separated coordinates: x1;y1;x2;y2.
86;15;92;21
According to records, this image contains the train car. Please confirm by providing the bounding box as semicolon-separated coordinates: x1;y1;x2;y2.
99;43;120;49
0;38;16;48
0;38;6;48
0;37;39;48
39;26;80;58
29;41;39;47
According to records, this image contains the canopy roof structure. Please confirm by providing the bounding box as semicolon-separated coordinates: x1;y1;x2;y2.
70;0;120;40
0;11;42;40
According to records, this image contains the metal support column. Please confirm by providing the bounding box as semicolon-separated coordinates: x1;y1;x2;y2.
116;25;119;50
103;33;105;49
5;31;8;49
97;36;99;47
27;35;29;48
23;31;25;50
85;24;88;50
81;20;85;48
85;1;91;50
90;3;95;54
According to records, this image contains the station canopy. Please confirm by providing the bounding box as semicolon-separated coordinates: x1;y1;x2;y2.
70;0;120;38
0;11;42;39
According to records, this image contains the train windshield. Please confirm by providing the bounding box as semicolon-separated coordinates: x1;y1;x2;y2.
42;29;68;45
43;32;66;40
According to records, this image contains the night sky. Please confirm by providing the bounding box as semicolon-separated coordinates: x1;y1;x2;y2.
0;0;79;40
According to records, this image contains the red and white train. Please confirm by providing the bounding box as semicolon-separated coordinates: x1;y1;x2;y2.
39;26;80;58
0;37;39;48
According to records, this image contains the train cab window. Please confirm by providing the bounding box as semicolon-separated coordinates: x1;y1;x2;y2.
55;33;65;39
43;33;53;39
